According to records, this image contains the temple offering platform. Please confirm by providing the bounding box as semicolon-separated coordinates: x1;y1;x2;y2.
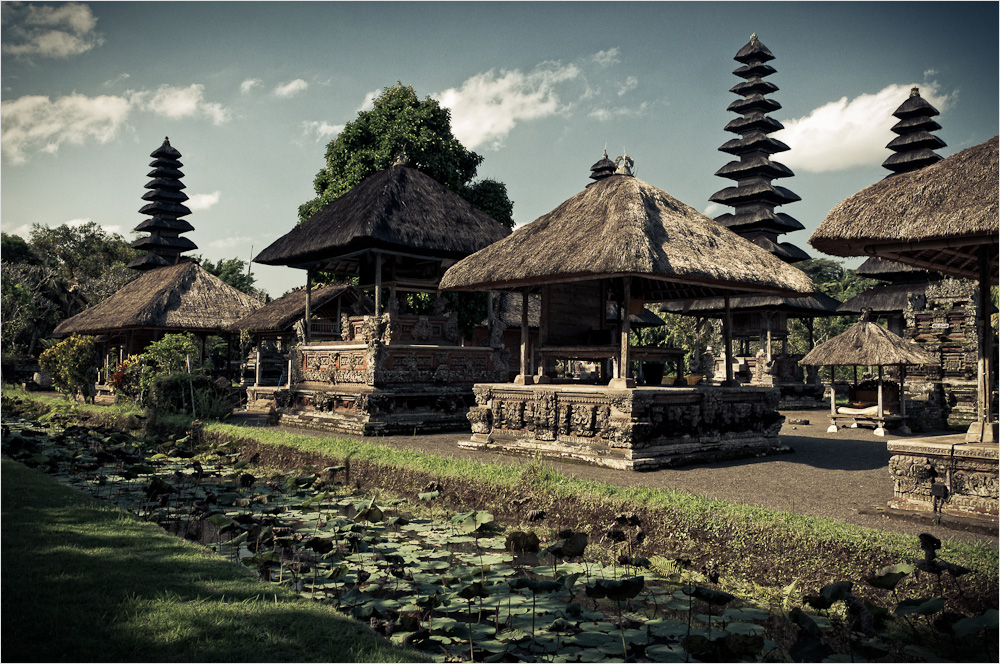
887;435;998;518
462;383;788;470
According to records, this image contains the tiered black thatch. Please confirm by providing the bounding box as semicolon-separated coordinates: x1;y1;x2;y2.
882;87;947;174
710;33;807;264
128;138;197;271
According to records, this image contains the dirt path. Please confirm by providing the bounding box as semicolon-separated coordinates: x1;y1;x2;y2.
226;407;997;547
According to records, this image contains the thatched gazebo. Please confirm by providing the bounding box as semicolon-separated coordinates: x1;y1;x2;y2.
439;154;815;469
800;314;939;435
52;261;263;381
249;160;514;436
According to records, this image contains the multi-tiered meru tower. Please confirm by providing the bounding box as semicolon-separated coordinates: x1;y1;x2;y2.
127;137;197;271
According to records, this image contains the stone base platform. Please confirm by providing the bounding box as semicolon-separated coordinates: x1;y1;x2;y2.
888;435;998;518
247;383;475;437
461;383;788;471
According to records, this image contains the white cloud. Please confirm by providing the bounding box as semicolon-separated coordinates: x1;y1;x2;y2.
208;235;253;250
273;79;308;98
1;92;131;163
1;1;104;58
775;83;953;173
186;191;221;211
103;73;130;88
588;101;648;122
138;84;230;125
617;76;638;96
592;48;621;67
357;89;380;113
702;203;724;218
435;62;581;150
240;78;261;94
302;120;344;142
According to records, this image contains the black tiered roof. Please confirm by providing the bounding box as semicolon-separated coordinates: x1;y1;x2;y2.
882;87;946;174
710;34;808;264
127;137;197;271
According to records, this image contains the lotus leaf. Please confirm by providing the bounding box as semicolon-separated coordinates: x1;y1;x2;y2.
865;563;914;591
895;597;945;617
952;608;999;638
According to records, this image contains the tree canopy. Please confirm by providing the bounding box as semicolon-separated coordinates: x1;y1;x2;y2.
298;83;514;228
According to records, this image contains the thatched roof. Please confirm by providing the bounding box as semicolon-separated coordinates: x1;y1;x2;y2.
254;164;511;270
810;136;998;280
837;282;931;315
854;256;936;281
440;173;814;301
660;291;840;317
53;261;263;336
800;320;939;367
228;283;354;334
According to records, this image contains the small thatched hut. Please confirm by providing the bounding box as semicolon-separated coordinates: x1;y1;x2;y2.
800;316;939;436
52;260;263;377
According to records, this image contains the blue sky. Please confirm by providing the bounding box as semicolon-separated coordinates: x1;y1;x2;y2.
2;1;997;297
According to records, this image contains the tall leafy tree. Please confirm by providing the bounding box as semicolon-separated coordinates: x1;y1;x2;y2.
298;83;514;228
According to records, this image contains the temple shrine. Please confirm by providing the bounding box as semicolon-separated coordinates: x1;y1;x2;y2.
250;158;512;435
440;153;815;470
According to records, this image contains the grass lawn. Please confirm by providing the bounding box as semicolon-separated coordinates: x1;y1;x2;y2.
1;457;427;663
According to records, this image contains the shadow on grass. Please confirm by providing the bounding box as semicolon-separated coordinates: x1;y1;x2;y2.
1;458;425;663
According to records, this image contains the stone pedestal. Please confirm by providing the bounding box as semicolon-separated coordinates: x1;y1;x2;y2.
462;383;787;470
887;436;998;518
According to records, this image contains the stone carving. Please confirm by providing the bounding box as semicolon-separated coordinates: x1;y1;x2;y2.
468;407;492;433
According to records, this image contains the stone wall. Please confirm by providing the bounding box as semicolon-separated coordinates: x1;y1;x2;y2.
888;438;998;518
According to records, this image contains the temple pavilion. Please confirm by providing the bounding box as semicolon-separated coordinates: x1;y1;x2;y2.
440;153;814;470
250;158;512;435
660;34;837;404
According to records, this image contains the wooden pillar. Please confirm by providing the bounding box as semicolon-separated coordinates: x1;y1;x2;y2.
514;289;532;385
968;245;996;443
723;294;735;386
877;365;885;419
304;269;312;344
374;253;383;317
900;364;907;418
254;339;262;387
621;277;632;380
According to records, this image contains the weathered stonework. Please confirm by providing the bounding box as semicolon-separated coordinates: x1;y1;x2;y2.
461;384;788;470
247;312;509;436
887;437;998;518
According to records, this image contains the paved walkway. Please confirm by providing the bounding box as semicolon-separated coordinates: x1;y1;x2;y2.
227;407;997;547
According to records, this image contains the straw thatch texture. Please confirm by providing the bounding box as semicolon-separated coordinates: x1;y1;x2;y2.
254;165;510;268
228;283;352;334
660;292;840;317
837;282;931;315
855;257;934;280
799;321;938;367
53;261;262;336
810;136;998;279
440;174;814;300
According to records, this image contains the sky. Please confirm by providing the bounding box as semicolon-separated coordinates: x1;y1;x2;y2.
2;1;997;298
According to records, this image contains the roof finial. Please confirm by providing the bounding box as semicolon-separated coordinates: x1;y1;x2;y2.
910;86;920;97
614;152;633;176
393;150;410;167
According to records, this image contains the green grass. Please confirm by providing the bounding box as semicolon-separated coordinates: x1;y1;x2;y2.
0;457;428;663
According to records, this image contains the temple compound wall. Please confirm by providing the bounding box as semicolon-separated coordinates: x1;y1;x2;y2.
247;312;509;436
461;384;787;470
902;279;997;432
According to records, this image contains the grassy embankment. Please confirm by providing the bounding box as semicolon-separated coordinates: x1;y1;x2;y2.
1;456;428;662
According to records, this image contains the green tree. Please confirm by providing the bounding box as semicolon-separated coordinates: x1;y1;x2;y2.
298;83;514;228
195;255;263;298
787;258;876;354
1;232;40;265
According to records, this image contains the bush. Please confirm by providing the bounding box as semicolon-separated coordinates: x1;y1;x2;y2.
109;333;204;406
38;335;98;402
151;373;234;420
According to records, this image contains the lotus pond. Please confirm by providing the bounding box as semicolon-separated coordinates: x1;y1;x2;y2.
2;413;996;663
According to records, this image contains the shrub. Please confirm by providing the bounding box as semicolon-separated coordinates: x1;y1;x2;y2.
38;335;98;402
151;373;234;420
109;333;204;406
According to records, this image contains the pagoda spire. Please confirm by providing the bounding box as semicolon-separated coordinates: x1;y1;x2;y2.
710;34;808;264
882;87;946;174
127;137;197;271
